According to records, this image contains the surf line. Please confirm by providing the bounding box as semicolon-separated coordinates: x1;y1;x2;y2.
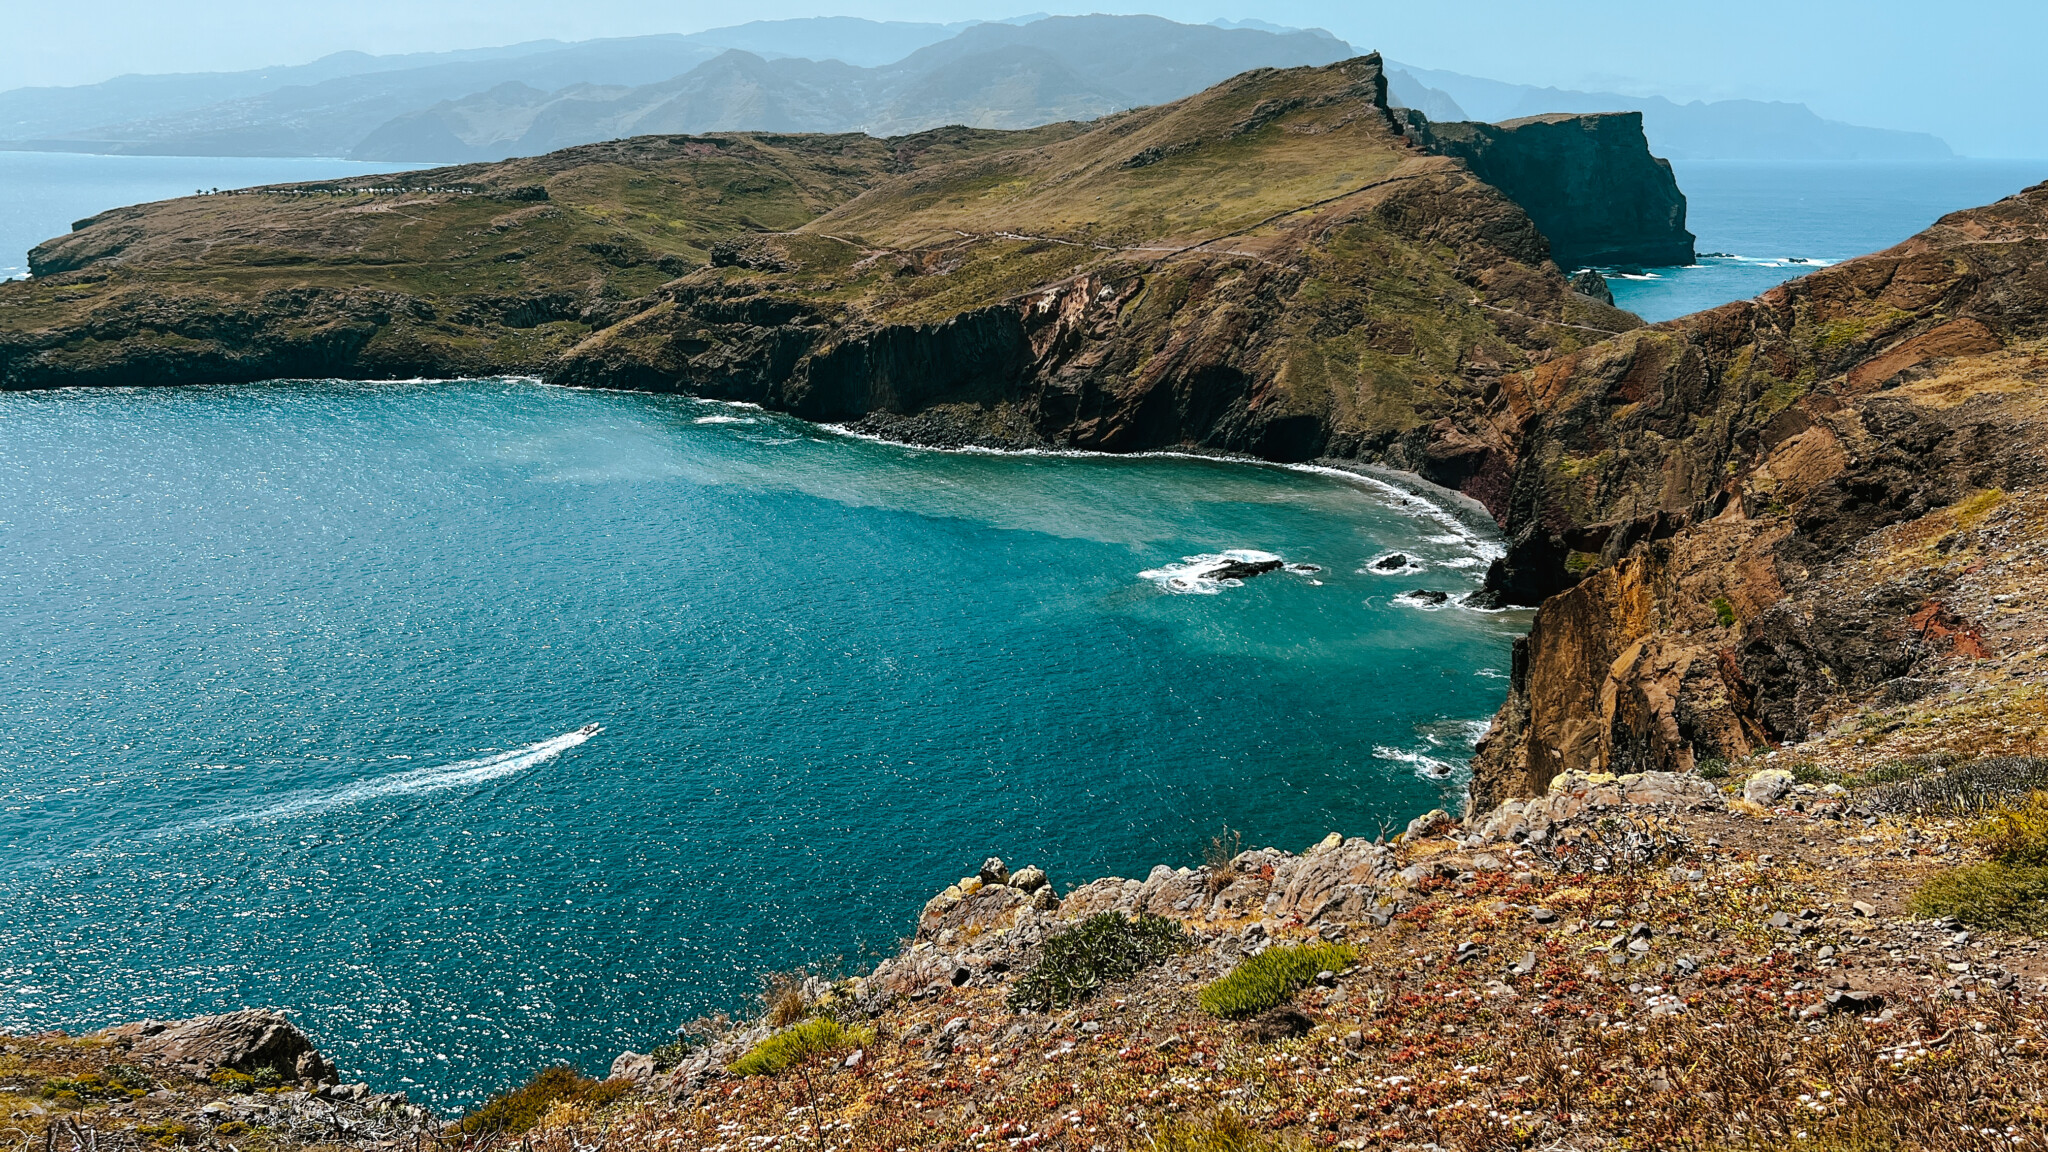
170;724;603;833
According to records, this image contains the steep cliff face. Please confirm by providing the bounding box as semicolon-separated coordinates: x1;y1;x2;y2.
1414;111;1696;269
1467;182;2048;811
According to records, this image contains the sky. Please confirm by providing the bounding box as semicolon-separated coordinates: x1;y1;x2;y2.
4;0;2042;156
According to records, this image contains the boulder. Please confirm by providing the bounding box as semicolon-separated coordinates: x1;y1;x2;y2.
1569;269;1616;306
978;857;1011;886
1266;838;1396;922
1744;769;1796;805
1404;809;1454;840
102;1010;335;1085
1201;557;1284;581
1009;865;1049;893
918;882;1032;941
609;1051;658;1082
1372;553;1409;571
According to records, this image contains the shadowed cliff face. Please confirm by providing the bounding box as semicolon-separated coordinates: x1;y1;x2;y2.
1414;112;1696;270
1466;181;2048;811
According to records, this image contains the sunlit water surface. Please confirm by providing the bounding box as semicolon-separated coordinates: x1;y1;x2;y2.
0;379;1520;1106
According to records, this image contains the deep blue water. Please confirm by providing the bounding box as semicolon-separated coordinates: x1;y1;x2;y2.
1608;159;2048;321
5;151;2034;1108
0;380;1518;1106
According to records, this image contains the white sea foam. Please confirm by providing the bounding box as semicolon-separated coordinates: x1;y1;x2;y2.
178;726;602;831
1474;668;1510;679
1391;590;1450;611
1373;745;1456;780
1139;549;1283;595
810;424;1512;576
692;415;753;425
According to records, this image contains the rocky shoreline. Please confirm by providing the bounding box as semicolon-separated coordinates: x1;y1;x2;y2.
17;751;2048;1150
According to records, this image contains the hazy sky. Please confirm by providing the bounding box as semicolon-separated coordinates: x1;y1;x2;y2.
6;0;2041;156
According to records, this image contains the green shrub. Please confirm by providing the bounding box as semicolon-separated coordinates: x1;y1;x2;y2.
1711;597;1737;628
1975;791;2048;866
1150;1111;1294;1152
1852;756;1944;788
137;1121;193;1146
728;1018;873;1077
1696;759;1730;781
41;1070;149;1101
1908;862;2048;934
1866;756;2048;815
1006;912;1191;1012
1789;761;1836;786
1199;942;1357;1018
455;1066;631;1136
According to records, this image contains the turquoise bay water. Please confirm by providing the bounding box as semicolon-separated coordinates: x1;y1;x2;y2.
0;380;1518;1107
1609;159;2048;322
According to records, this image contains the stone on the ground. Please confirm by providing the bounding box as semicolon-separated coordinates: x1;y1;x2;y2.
102;1010;336;1085
1744;769;1796;805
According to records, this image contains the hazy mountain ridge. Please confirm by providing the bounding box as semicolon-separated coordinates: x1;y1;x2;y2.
355;17;1356;163
0;15;1949;163
1392;61;1954;159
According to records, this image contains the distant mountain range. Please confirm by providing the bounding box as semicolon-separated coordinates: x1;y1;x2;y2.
0;14;1955;163
1386;63;1955;161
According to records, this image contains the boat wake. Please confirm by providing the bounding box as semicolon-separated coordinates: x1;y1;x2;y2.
177;725;603;832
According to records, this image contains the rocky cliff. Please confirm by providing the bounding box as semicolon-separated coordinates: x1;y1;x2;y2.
1458;182;2048;811
1411;111;1696;269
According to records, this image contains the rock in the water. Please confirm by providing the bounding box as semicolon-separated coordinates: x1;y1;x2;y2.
1372;553;1409;571
1569;269;1616;306
1744;769;1796;805
1404;589;1450;605
978;857;1010;886
1201;557;1284;581
101;1010;335;1085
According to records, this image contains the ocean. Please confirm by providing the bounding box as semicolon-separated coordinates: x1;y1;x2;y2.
0;379;1516;1106
1;149;2040;1107
1607;159;2048;321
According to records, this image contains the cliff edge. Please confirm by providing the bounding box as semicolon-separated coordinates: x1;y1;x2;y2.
1412;111;1696;269
1467;180;2048;813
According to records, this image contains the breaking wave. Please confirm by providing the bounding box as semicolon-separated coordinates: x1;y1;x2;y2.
1373;745;1457;780
1139;549;1285;595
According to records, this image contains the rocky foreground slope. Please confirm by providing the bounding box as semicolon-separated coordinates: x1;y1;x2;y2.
12;759;2048;1150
